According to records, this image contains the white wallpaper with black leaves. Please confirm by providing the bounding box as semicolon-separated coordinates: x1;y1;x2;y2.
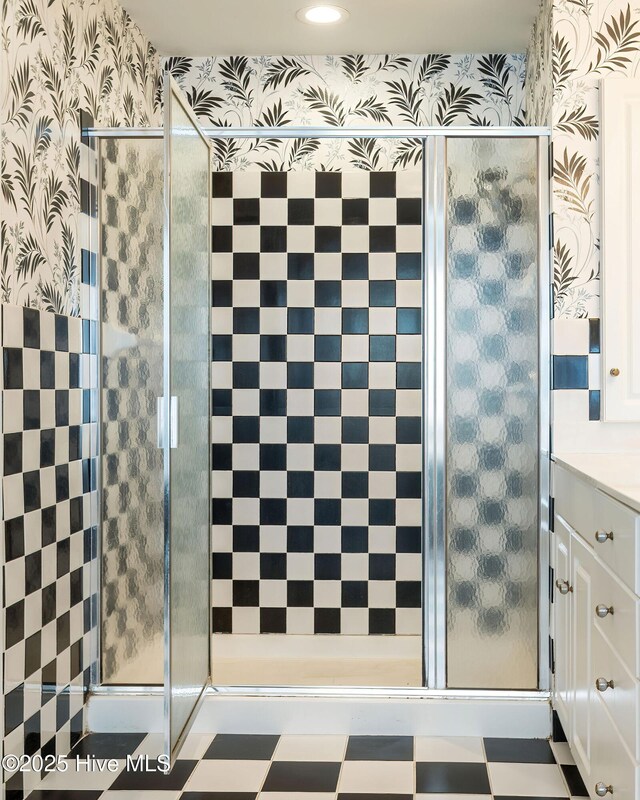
0;0;161;315
527;0;640;319
161;53;528;171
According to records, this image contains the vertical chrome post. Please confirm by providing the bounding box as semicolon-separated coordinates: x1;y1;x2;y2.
423;135;447;689
537;136;552;691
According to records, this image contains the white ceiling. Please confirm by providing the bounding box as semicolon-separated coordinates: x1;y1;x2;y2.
120;0;538;56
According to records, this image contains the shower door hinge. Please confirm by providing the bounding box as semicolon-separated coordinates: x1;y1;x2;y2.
157;396;178;449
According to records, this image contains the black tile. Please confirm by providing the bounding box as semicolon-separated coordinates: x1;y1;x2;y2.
69;352;80;388
212;334;232;361
234;525;259;552
589;318;601;353
339;795;410;800
288;307;314;334
5;517;25;561
5;682;24;735
342;416;368;443
494;797;566;800
315;443;341;471
260;280;287;307
397;252;421;279
6;600;24;649
261;171;287;198
343;308;368;334
81;248;97;287
212;280;233;307
212;498;232;524
397;580;421;607
260;388;287;416
263;761;341;792
370;171;396;197
346;735;413;761
369;443;396;470
233;470;260;498
397;416;421;443
4;432;22;476
233;307;259;334
287;580;314;606
260;497;287;524
212;226;233;252
589;389;601;421
212;389;233;416
342;253;368;279
342;580;368;607
369;553;396;580
397;307;421;334
288;416;314;443
314;389;341;416
29;792;103;800
553;355;588;390
369;498;395;525
315;607;340;633
369;608;396;634
342;471;368;498
484;738;555;764
416;762;491;794
288;525;314;552
370;335;396;362
40;350;55;388
288;361;314;389
234;198;260;225
315;279;341;307
397;197;422;224
288;252;314;280
397;471;421;498
23;306;41;348
232;580;260;607
54;314;69;351
55;463;69;501
397;526;421;553
260;443;287;471
260;607;287;633
342;362;368;389
316;172;342;197
233;416;259;443
369;389;396;416
212;172;233;197
287;470;314;497
314;498;341;526
260;552;287;579
182;794;256;800
68;425;81;461
397;362;421;389
343;198;369;225
561;764;589;796
233;252;259;279
4;348;23;389
233;362;259;389
315;226;341;252
68;732;146;759
204;734;279;760
110;759;197;790
260;334;287;361
370;280;396;307
55;389;69;426
370;225;396;252
342;526;368;553
23;470;41;512
552;710;567;743
315;335;341;362
261;226;287;252
25;551;42;594
212;608;232;633
289;198;315;225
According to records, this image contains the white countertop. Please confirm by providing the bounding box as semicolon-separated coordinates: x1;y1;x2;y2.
553;452;640;514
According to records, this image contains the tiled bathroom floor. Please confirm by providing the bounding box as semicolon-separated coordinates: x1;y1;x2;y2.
26;733;588;799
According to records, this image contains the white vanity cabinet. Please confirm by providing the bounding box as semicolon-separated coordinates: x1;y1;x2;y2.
553;464;640;800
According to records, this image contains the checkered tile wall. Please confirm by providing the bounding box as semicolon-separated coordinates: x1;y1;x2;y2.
210;170;424;636
1;304;98;797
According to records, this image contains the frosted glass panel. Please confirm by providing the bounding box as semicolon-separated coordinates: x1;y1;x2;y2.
100;137;164;684
445;137;539;689
165;86;211;755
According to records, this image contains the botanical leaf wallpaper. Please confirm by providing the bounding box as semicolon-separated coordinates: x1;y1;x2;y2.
161;53;527;171
0;0;161;314
526;0;640;318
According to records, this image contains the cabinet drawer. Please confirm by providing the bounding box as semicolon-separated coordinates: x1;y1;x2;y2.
592;625;640;759
590;554;640;679
590;692;639;800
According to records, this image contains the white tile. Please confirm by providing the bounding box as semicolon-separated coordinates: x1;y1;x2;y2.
416;795;490;800
488;762;568;797
338;760;414;793
261;795;335;800
286;607;315;633
588;353;601;389
342;225;370;252
550;740;575;765
315;254;342;280
260;198;287;226
553;318;589;355
184;760;270;792
415;736;485;762
274;734;347;761
3;303;23;346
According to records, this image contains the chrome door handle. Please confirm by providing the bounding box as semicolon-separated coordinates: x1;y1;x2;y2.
595;604;614;618
595;530;614;544
555;579;572;595
595;782;613;796
595;677;615;692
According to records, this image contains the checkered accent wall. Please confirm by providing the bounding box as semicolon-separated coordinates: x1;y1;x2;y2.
210;170;423;636
1;304;97;796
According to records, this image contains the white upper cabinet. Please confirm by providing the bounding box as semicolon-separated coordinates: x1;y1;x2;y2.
601;78;640;421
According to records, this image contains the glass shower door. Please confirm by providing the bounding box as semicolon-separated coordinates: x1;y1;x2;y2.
163;75;212;759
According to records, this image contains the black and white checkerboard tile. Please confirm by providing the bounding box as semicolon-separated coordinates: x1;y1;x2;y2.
25;730;588;798
2;304;98;800
211;170;423;637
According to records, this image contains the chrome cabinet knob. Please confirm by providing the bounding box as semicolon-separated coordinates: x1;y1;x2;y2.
595;782;613;796
595;677;615;692
555;579;572;595
596;604;614;618
595;530;614;544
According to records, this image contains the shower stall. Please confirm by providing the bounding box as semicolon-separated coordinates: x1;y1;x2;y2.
86;77;550;756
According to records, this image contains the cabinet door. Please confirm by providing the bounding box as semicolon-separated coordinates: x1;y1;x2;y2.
572;533;596;781
553;515;573;733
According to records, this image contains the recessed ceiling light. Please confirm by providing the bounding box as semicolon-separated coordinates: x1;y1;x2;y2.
297;5;349;24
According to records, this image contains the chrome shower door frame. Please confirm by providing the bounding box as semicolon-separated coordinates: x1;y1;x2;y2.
85;124;550;694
